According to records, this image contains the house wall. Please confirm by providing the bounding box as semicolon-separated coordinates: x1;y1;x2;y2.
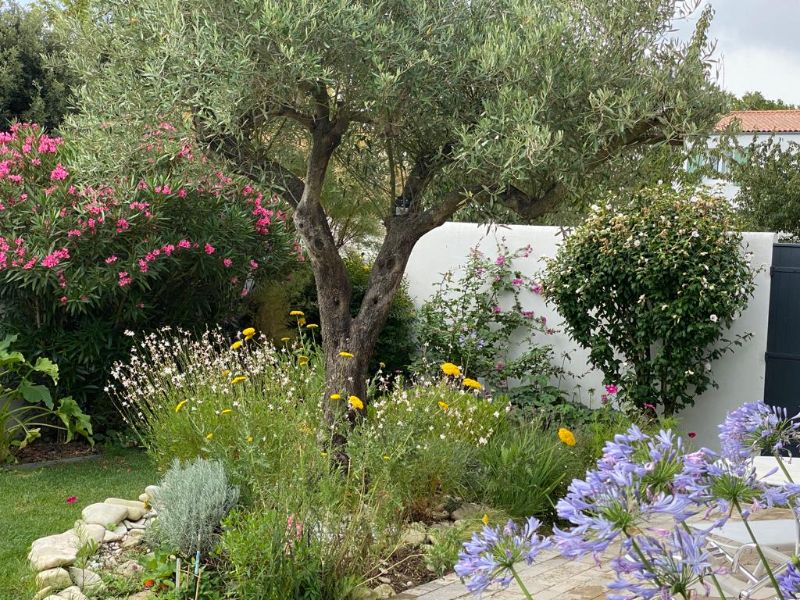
405;222;776;449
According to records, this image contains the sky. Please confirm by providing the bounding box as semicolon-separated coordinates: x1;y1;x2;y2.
686;0;800;105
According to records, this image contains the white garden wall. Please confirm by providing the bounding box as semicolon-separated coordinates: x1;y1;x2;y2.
405;223;776;449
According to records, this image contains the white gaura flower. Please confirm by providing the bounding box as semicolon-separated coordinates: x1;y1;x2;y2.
710;314;718;323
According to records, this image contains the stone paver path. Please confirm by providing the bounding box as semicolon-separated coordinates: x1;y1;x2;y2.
396;550;614;600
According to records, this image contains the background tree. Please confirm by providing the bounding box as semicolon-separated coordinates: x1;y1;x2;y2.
727;139;800;240
0;2;75;129
61;0;723;439
727;90;797;111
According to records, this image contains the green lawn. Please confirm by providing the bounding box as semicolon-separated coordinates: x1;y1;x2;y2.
0;447;156;600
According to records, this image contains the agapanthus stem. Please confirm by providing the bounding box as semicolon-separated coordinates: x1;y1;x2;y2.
775;453;795;484
510;566;534;600
734;500;785;600
680;522;728;600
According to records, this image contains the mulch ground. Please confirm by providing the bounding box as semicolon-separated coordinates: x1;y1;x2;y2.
368;546;441;594
13;440;97;465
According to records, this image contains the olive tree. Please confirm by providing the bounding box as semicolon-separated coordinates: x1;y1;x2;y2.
62;0;722;437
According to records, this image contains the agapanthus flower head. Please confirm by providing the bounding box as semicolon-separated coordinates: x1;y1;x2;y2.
607;526;714;600
719;401;800;461
778;558;800;599
455;517;551;595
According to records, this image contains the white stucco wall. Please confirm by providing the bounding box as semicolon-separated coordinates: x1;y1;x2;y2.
405;223;776;449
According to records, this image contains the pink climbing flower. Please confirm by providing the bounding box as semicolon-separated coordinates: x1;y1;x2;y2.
50;163;69;181
495;256;505;265
492;305;502;314
604;384;619;395
511;278;523;286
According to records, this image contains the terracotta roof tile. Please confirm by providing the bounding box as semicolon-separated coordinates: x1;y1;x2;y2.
715;110;800;133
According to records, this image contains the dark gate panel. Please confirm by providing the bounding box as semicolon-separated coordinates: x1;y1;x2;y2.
764;244;800;418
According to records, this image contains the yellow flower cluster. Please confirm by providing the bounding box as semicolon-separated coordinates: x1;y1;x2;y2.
558;428;576;447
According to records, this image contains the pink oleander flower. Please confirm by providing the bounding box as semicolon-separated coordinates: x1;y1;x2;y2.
116;218;130;233
204;243;215;255
50;163;69;181
105;255;118;264
60;296;68;304
118;271;132;287
177;188;187;198
162;244;175;255
223;258;233;267
249;260;259;270
177;239;191;249
138;259;149;273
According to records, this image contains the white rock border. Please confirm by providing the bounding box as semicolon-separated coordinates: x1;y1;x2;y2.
27;486;160;600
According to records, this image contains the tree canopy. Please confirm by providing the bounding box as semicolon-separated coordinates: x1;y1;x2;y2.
0;2;76;129
60;0;726;421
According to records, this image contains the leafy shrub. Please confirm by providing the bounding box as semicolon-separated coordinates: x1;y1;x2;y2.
0;334;92;463
150;458;239;556
265;253;416;375
220;508;360;600
0;123;295;427
475;420;575;519
543;187;754;415
414;241;561;401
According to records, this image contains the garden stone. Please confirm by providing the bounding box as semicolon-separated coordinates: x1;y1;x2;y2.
399;522;427;547
68;567;105;595
126;592;155;600
33;587;54;600
144;485;160;499
59;586;88;600
121;529;145;549
105;498;148;521
103;525;127;542
81;503;128;527
138;493;150;504
29;532;80;571
124;518;147;530
115;559;143;578
36;567;72;590
450;502;489;521
373;584;395;598
73;522;106;544
39;596;65;600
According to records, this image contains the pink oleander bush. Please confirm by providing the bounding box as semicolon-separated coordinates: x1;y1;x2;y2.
0;122;296;428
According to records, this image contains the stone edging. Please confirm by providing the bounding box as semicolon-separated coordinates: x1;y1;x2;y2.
27;485;160;600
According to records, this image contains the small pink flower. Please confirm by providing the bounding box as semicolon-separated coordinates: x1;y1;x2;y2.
511;278;523;286
521;310;534;318
138;259;149;273
116;218;130;233
604;384;618;395
60;296;68;304
105;255;118;264
223;258;233;268
492;305;502;314
177;239;191;249
118;272;132;287
531;283;543;295
249;260;259;270
644;403;656;411
495;256;505;265
66;496;77;504
50;163;69;181
204;243;215;255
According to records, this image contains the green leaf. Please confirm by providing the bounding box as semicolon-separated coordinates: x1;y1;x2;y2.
32;357;60;383
19;381;54;408
56;397;94;445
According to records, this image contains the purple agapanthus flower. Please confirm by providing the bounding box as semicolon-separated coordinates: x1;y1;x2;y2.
778;560;800;599
719;401;800;461
607;527;714;600
455;518;551;595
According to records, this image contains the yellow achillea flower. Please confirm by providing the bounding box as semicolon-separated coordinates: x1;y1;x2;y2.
222;369;231;377
482;514;490;526
330;393;342;400
321;451;328;457
289;310;304;316
558;428;577;447
231;376;247;384
382;454;390;461
206;432;214;440
220;409;232;415
245;334;254;341
438;401;449;411
242;327;256;337
463;378;482;390
440;362;461;377
348;395;364;410
245;435;253;444
280;337;291;342
298;355;310;366
298;317;306;326
230;340;243;350
174;400;188;413
339;351;354;359
306;324;319;329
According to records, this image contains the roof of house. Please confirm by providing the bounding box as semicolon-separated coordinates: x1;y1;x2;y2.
715;110;800;133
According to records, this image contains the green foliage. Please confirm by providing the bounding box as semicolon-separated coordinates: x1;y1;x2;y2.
0;334;92;463
110;327;508;585
415;241;560;401
0;3;76;129
728;90;797;111
220;508;360;600
475;420;574;519
149;458;239;557
727;139;800;240
0;123;295;428
277;253;417;375
423;522;482;578
543;187;755;415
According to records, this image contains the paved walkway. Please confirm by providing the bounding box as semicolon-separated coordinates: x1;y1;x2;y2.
396;550;615;600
